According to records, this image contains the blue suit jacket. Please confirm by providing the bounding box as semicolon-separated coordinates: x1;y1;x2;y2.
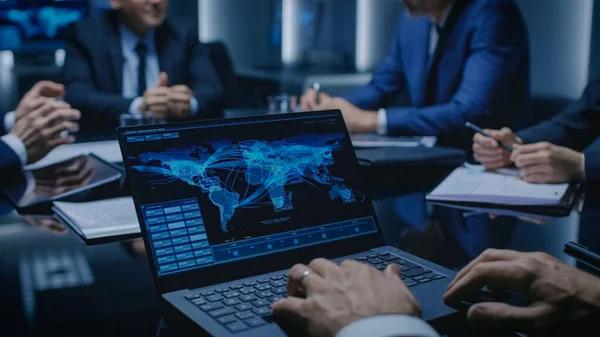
0;114;21;172
518;79;600;182
63;11;224;133
343;0;533;148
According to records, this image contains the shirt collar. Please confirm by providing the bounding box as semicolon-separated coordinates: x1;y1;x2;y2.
119;23;155;53
433;3;454;29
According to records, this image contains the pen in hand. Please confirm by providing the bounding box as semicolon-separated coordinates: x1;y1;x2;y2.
313;82;321;106
465;122;514;152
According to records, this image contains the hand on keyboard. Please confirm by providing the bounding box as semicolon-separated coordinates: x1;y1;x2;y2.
272;258;421;337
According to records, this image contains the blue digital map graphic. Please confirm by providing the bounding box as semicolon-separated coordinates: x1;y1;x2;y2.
131;135;359;233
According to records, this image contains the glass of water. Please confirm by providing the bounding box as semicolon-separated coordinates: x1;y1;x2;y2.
267;95;298;114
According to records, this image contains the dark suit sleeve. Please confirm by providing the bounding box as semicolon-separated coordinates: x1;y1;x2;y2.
185;27;224;115
517;80;600;151
382;3;527;136
0;112;5;135
0;140;21;172
63;26;133;124
583;137;600;183
341;19;407;111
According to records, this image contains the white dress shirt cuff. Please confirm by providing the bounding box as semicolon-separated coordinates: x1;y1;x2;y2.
129;97;144;115
582;154;586;180
190;97;199;116
337;315;440;337
4;111;16;133
1;134;28;166
377;108;388;136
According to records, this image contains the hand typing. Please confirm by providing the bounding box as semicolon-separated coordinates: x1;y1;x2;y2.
273;259;421;337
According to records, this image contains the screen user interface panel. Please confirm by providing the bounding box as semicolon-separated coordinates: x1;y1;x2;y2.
123;113;377;276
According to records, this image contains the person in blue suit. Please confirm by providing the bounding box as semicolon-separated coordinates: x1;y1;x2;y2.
63;0;224;133
0;81;80;172
301;0;533;149
473;79;600;184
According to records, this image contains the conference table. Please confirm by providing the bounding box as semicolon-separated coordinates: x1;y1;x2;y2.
1;111;598;337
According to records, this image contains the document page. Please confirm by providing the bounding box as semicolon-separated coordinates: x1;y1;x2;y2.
351;134;437;148
54;197;140;239
427;165;570;205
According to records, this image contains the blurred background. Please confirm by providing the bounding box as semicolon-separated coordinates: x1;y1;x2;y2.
0;0;599;115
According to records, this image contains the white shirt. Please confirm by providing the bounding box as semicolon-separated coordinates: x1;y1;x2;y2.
337;315;440;337
377;4;454;135
2;113;27;166
120;24;199;115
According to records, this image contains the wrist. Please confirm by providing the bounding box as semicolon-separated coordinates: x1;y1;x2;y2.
361;111;379;133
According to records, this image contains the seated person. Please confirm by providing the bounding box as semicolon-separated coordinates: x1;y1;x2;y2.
473;79;600;183
63;0;224;132
1;81;80;171
273;249;600;337
300;0;533;149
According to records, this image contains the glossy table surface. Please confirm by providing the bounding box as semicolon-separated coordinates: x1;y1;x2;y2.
2;167;599;337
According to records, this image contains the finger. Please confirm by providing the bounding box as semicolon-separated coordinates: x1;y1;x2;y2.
308;258;341;278
169;92;193;102
171;85;193;95
30;81;65;98
288;263;325;297
272;297;308;327
157;72;169;87
513;152;551;168
473;132;499;148
43;121;80;138
301;89;317;111
31;100;73;118
146;87;171;97
447;249;522;290
146;96;171;106
444;261;530;303
473;143;503;156
39;109;81;128
384;264;402;280
522;172;556;184
519;164;552;177
25;96;54;113
512;142;553;156
46;135;76;150
468;302;551;330
37;81;65;98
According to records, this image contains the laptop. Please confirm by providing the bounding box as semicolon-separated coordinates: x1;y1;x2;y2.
117;110;457;336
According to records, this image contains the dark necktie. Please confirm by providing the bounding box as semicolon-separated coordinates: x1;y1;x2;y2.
135;41;147;97
425;24;444;106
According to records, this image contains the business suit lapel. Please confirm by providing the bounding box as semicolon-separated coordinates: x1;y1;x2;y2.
410;19;431;107
156;24;175;83
106;14;124;94
426;0;469;77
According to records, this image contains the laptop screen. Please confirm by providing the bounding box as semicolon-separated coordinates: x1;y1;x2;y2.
121;112;378;277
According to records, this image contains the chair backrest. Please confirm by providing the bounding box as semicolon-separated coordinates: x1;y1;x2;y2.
205;41;249;109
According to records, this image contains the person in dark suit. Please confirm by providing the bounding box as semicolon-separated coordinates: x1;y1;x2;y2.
63;0;223;132
301;0;533;149
271;250;600;337
473;79;600;184
0;81;81;171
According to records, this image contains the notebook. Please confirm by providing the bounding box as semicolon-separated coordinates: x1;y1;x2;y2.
53;197;140;244
426;165;580;216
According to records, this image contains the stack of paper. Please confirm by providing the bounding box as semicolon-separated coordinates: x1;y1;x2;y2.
53;197;140;241
427;165;571;206
351;135;437;148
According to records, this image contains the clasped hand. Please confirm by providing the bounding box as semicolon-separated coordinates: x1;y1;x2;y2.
140;72;194;119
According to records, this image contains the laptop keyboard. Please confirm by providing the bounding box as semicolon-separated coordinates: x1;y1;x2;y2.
184;251;447;333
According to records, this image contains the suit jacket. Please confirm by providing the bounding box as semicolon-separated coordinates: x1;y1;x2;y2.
518;79;600;182
63;11;224;132
343;0;533;149
0;140;21;172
